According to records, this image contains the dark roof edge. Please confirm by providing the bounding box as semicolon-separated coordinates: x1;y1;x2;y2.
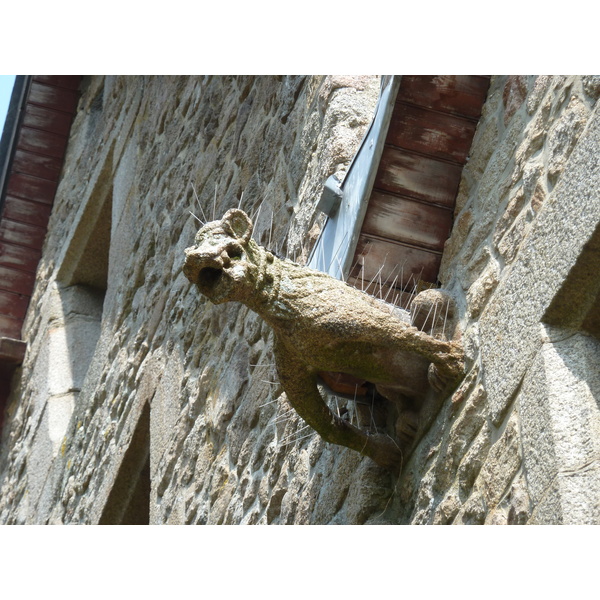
0;76;32;217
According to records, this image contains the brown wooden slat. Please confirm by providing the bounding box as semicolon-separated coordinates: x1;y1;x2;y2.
349;235;442;291
346;76;489;307
399;76;490;119
388;102;478;164
0;290;30;320
32;75;81;90
362;191;454;252
0;241;42;273
2;196;53;228
6;173;58;205
22;103;76;137
0;266;36;297
0;76;80;351
0;337;27;364
0;219;47;250
17;126;69;159
11;150;64;182
0;315;23;339
375;146;463;208
0;295;30;322
28;81;79;113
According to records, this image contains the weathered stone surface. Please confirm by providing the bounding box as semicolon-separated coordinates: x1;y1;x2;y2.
494;186;526;247
476;110;525;208
432;489;461;524
530;181;546;214
496;209;532;265
479;101;600;425
506;476;532;525
454;489;486;524
484;473;531;524
183;209;464;468
583;75;600;100
475;410;521;508
526;75;552;114
457;425;492;500
0;76;390;524
517;97;551;170
2;75;599;526
439;209;474;282
546;95;589;185
503;76;528;125
459;83;502;182
519;330;600;523
466;257;500;318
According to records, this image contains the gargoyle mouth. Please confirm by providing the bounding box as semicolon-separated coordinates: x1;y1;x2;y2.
197;266;223;289
193;262;235;303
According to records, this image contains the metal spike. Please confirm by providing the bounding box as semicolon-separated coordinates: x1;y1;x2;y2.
191;182;208;223
189;210;204;225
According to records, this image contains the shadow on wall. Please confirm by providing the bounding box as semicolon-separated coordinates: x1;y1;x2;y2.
519;221;600;524
24;197;110;516
544;220;600;340
99;400;150;525
48;183;113;453
26;181;113;507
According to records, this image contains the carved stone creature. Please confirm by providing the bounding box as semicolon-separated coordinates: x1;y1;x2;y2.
183;209;464;469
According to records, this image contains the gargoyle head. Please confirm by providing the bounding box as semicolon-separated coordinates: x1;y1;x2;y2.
183;209;258;304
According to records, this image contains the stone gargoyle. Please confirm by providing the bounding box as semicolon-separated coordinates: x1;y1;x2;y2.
183;209;464;469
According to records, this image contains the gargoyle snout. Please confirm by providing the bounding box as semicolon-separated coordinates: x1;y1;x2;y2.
183;246;224;284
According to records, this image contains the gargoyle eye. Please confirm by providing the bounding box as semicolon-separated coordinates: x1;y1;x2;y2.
227;246;243;261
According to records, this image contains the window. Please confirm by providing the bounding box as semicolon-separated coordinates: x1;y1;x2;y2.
308;76;399;280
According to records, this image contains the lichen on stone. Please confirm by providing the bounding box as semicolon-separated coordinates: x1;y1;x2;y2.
184;209;465;469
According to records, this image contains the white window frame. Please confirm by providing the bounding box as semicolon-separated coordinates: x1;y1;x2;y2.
308;76;401;280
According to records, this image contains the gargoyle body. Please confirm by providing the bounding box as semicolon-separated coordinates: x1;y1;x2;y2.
183;209;464;469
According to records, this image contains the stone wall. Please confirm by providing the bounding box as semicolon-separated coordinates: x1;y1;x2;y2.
1;75;599;524
392;75;600;524
0;75;398;524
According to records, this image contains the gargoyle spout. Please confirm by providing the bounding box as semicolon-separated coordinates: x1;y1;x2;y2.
184;209;465;469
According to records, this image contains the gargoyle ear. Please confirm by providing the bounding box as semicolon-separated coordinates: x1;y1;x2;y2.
222;209;253;243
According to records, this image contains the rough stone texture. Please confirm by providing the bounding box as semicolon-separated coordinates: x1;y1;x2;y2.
0;76;392;524
520;328;600;524
182;209;464;469
1;75;599;525
393;76;600;525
